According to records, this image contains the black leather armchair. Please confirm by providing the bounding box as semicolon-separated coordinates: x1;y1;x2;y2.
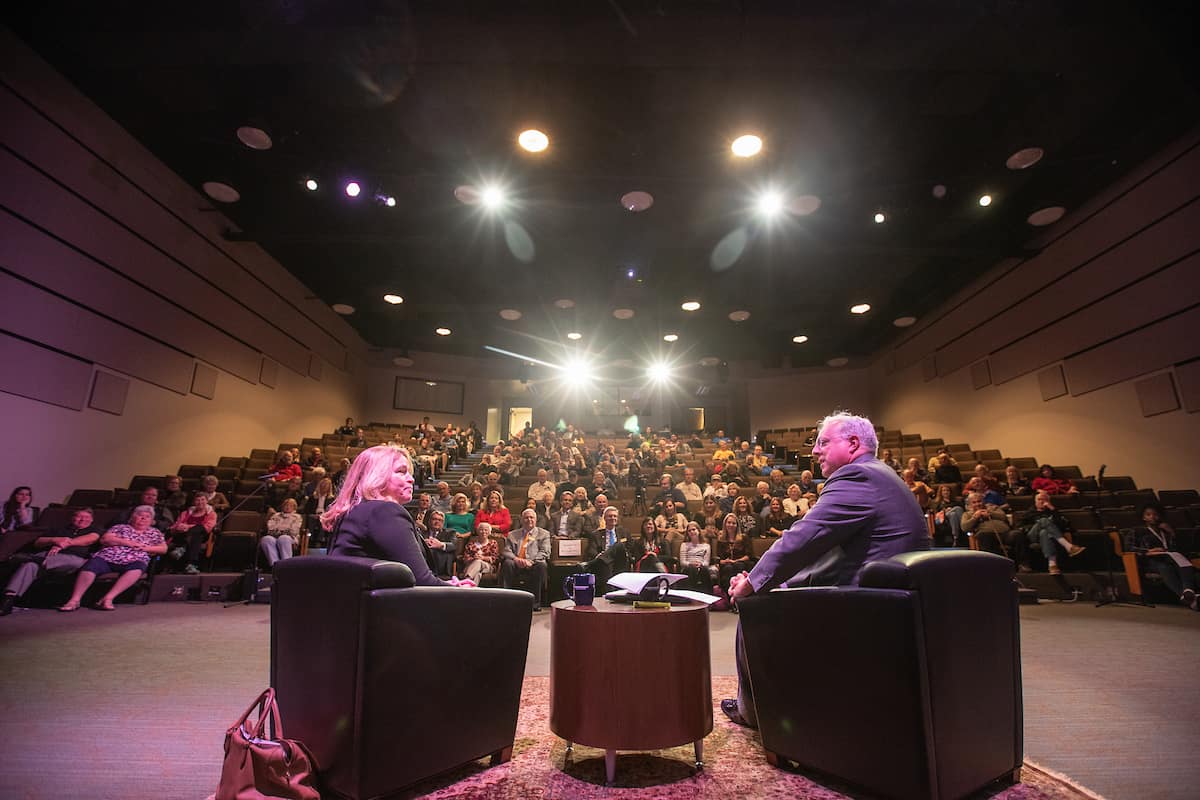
271;555;533;799
738;550;1022;800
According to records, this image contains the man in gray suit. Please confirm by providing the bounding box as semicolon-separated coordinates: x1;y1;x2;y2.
500;508;552;611
722;412;930;728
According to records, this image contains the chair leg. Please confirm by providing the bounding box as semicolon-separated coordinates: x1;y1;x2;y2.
489;745;513;766
764;750;781;768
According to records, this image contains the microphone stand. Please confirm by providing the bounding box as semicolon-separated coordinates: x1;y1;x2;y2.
216;477;275;608
1093;465;1151;608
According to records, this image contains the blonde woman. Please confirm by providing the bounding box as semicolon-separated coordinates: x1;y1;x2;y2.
262;497;302;566
322;445;473;586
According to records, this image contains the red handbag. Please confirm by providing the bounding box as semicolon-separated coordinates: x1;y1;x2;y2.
215;688;320;800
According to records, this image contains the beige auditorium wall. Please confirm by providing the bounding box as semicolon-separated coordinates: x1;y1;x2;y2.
0;32;368;505
748;368;874;433
873;127;1200;491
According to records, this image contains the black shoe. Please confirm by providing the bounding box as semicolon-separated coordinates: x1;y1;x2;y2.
0;594;15;616
720;698;754;728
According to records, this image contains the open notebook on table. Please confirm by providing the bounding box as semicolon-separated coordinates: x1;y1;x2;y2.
603;572;719;605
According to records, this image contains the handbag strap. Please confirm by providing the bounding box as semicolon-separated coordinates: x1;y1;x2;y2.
233;688;284;740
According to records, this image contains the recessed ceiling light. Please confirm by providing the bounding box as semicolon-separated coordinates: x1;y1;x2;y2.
792;335;809;344
236;126;272;150
202;181;240;203
663;333;679;342
331;303;355;315
554;298;576;309
621;191;654;212
567;332;582;340
893;316;917;327
304;178;319;192
698;356;721;367
850;303;871;314
498;308;522;321
344;181;361;198
392;356;414;367
728;310;751;322
1027;206;1066;226
612;308;635;320
1006;147;1044;170
435;327;452;336
731;134;763;158
681;300;701;312
873;212;886;224
978;194;993;207
454;185;480;205
518;129;549;153
788;195;822;216
382;294;404;305
384;196;396;207
827;357;849;367
426;381;438;387
932;184;947;199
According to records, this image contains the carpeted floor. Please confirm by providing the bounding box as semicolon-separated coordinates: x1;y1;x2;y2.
2;600;1198;799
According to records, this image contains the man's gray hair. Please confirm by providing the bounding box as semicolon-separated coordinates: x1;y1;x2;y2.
818;412;879;456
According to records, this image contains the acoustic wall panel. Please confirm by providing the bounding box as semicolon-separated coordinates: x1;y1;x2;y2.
191;362;218;399
1037;365;1068;401
989;250;1200;384
0;85;351;371
939;199;1200;377
1176;360;1200;413
970;360;992;390
260;358;278;389
308;354;323;381
892;142;1200;373
0;331;91;410
0;151;301;379
1135;373;1180;417
921;354;938;382
89;370;129;415
0;271;192;393
1065;306;1200;395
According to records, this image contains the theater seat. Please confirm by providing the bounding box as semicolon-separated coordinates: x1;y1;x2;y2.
738;550;1022;800
271;556;532;800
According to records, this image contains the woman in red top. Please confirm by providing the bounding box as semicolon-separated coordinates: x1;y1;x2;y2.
272;451;303;483
474;490;512;536
1030;465;1079;496
167;492;217;574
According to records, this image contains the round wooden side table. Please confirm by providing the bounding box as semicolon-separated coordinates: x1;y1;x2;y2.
549;598;712;784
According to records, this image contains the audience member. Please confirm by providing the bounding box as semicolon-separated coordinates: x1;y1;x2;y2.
444;493;476;536
1030;465;1079;495
1131;504;1198;610
782;483;808;518
267;477;304;517
118;486;175;531
1;508;100;616
902;468;933;511
460;522;499;584
423;510;459;578
750;481;773;516
906;457;929;484
711;513;753;610
411;492;434;531
430;482;453;514
59;505;166;612
929;483;964;548
1;486;37;532
321;446;469;587
966;465;1005;505
199;475;231;514
500;509;550;610
794;470;819;497
336;417;356;436
731;495;761;538
161;475;188;516
271;451;302;483
475;490;512;536
762;497;794;538
348;428;368;448
166;492;216;574
675;468;704;502
632;517;672;573
962;492;1028;571
261;497;302;567
650;474;687;516
931;450;963;484
303;447;326;469
466;481;485;512
1002;465;1030;496
527;469;557;501
678;521;712;591
584;494;610;532
331;458;351;494
1021;492;1085;574
879;448;902;473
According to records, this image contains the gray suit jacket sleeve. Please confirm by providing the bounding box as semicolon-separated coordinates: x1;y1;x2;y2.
747;462;876;593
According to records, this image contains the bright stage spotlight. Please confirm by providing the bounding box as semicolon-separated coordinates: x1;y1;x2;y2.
564;357;595;384
756;190;785;217
480;185;507;210
647;362;673;383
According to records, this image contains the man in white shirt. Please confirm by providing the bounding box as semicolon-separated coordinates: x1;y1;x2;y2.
527;468;557;501
676;468;704;502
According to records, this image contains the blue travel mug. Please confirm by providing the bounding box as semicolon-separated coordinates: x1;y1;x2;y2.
563;572;596;606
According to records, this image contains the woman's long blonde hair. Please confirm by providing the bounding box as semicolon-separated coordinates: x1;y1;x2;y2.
321;445;409;531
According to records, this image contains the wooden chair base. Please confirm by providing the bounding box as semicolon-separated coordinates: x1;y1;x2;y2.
489;745;513;766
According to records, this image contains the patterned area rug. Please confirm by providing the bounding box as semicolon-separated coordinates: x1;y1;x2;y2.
391;677;1104;800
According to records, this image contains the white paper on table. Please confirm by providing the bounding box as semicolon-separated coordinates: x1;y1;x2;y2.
606;572;689;593
1167;551;1192;568
669;589;721;605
